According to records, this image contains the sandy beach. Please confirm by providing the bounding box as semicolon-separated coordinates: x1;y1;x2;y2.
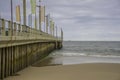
5;63;120;80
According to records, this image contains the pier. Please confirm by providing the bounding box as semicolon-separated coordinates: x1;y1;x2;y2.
0;0;63;79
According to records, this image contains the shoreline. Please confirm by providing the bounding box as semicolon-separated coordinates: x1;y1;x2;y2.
32;54;120;67
5;63;120;80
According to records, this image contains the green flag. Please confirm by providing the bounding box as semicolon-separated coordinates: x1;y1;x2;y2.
30;0;36;14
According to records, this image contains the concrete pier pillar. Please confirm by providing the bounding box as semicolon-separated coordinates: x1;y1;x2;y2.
0;41;62;79
5;47;8;77
1;48;5;79
0;48;2;79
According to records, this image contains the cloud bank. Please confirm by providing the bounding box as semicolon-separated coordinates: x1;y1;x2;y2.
0;0;120;41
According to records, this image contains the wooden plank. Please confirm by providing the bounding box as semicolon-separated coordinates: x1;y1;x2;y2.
8;47;11;76
16;46;18;72
8;21;12;36
18;24;21;36
0;48;1;79
11;46;14;75
1;48;5;79
13;23;17;36
13;46;15;74
9;47;11;76
5;47;8;77
1;19;5;36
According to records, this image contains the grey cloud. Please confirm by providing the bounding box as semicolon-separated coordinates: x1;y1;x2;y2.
0;0;120;41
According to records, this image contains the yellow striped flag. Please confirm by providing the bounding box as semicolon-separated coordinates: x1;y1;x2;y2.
40;6;45;22
16;5;21;22
30;0;36;14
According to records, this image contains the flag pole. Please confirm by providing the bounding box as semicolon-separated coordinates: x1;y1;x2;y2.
44;6;46;32
56;26;57;38
39;0;41;31
35;5;37;29
23;0;26;26
36;0;41;31
11;0;13;36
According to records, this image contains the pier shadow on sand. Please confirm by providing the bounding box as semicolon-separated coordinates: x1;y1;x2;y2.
32;57;62;67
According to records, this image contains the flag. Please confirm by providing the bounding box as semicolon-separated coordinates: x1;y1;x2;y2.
34;15;37;29
50;20;53;34
28;14;32;27
61;28;63;40
30;0;36;14
50;20;54;36
46;14;50;33
40;6;45;22
52;21;55;36
16;5;21;22
56;26;57;37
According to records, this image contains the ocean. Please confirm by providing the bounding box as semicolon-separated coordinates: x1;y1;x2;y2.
33;41;120;67
61;41;120;57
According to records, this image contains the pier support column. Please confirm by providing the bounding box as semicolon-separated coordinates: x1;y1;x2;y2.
1;48;5;79
5;47;9;77
0;48;1;79
8;47;11;76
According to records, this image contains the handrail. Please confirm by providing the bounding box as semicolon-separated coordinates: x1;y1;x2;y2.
0;18;62;41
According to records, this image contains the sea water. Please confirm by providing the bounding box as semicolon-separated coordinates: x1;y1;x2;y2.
62;41;120;57
49;41;120;65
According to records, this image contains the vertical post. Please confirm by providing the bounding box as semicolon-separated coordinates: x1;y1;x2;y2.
46;15;48;33
1;19;5;36
39;5;41;31
36;0;42;31
61;28;63;41
0;48;1;79
11;0;13;36
53;23;54;36
8;47;11;76
8;21;12;36
5;47;9;77
23;0;26;26
44;6;46;32
56;26;57;38
1;48;5;79
23;0;26;37
11;46;14;75
18;24;21;36
35;10;37;30
50;20;52;35
13;22;17;36
0;19;1;36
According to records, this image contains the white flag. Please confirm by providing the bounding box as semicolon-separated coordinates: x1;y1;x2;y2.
28;14;32;27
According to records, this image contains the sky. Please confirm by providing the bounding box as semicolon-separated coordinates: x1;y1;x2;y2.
0;0;120;41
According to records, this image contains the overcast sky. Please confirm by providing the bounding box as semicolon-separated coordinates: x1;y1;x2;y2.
0;0;120;41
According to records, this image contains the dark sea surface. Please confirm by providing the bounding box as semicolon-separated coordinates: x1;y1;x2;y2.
62;41;120;57
33;41;120;67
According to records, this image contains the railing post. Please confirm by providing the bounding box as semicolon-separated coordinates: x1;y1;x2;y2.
18;24;21;36
13;22;17;36
1;19;5;36
0;48;1;79
1;48;5;79
8;21;12;36
22;25;25;37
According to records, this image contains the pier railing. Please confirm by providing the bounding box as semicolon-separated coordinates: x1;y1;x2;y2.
0;18;61;41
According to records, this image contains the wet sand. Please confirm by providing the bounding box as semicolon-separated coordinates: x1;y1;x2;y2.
5;63;120;80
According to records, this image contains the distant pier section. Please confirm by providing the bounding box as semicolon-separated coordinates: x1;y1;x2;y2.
0;0;63;79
